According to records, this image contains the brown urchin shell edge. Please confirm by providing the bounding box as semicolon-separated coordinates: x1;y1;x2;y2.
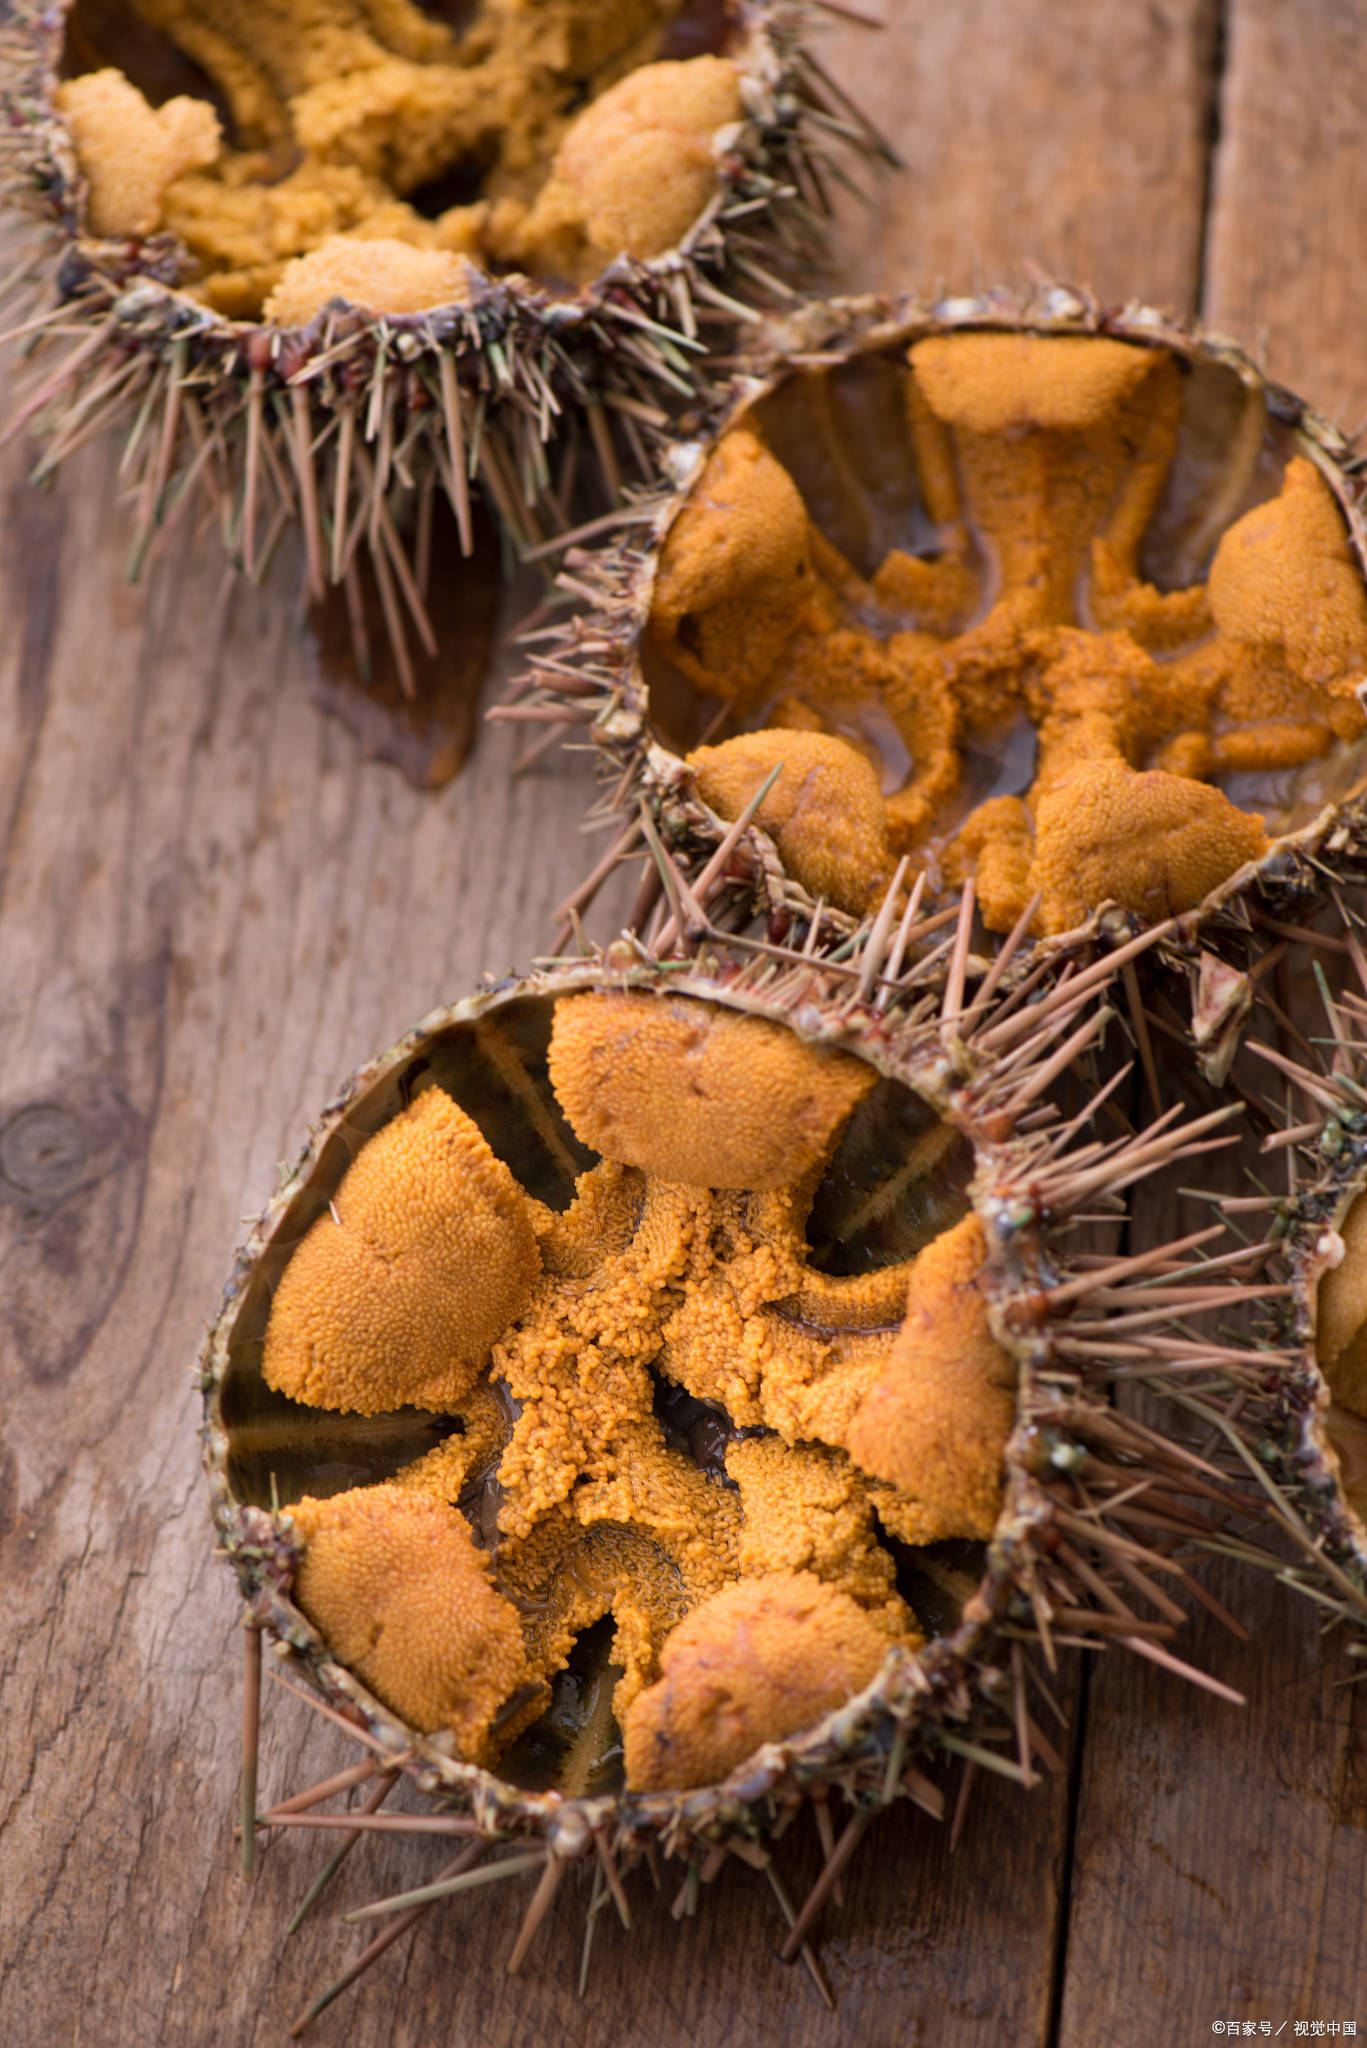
497;279;1367;969
200;886;1290;2031
1201;904;1367;1617
0;0;894;680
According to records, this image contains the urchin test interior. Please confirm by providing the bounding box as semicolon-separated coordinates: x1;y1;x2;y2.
645;333;1367;934
58;0;738;317
221;989;1001;1795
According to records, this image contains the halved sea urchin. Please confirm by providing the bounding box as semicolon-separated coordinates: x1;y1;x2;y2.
509;284;1367;958
201;900;1269;2022
0;0;881;741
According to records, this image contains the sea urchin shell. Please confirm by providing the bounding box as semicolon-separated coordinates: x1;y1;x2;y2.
0;0;881;746
511;285;1367;959
201;903;1274;2017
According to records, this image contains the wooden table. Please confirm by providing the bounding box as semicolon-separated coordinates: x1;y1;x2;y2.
3;5;1366;2043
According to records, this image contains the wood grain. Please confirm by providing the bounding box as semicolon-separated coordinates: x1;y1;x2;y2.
1203;0;1367;427
1059;1558;1367;2047
4;4;1367;2045
827;0;1218;314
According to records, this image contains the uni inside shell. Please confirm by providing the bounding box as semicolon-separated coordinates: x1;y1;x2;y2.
0;0;878;771
202;912;1267;1954
511;289;1367;959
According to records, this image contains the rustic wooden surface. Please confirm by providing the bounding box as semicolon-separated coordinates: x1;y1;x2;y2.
3;4;1366;2044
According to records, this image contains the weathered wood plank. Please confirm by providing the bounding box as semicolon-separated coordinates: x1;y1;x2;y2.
828;0;1218;314
1203;0;1367;427
1060;1558;1367;2048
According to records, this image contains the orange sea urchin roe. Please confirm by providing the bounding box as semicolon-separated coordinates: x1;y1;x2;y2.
521;1434;742;1724
492;1511;698;1732
1026;760;1268;934
496;56;743;278
260;992;1011;1788
649;430;816;712
928;359;1367;934
620;1571;896;1791
61;1;734;315
387;1377;512;1504
904;334;1185;651
838;1214;1015;1543
265;237;476;323
491;1178;749;1534
1315;1191;1367;1418
1210;457;1367;678
652;338;1367;936
1204;456;1367;740
1304;1192;1367;1529
290;1482;527;1753
547;991;876;1190
687;728;896;917
726;1436;916;1636
263;1084;540;1413
535;1158;643;1279
55;69;221;239
655;1188;827;1426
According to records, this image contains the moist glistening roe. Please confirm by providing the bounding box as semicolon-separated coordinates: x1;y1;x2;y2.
56;0;743;320
261;992;1013;1792
647;332;1367;934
